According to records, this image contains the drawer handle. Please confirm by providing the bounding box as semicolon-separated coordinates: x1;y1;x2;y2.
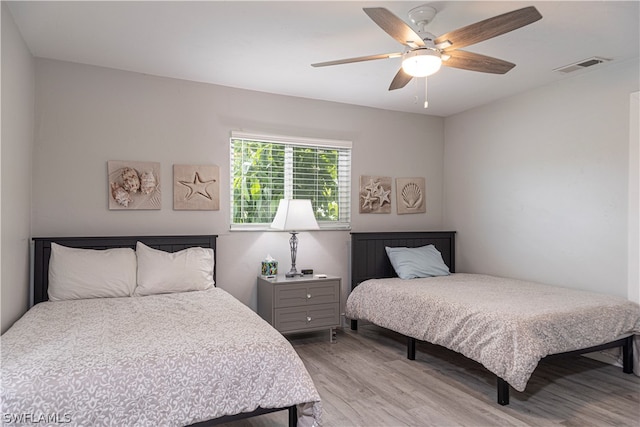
306;316;312;322
306;293;312;299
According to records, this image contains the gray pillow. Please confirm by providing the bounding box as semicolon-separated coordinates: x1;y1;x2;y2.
385;245;450;279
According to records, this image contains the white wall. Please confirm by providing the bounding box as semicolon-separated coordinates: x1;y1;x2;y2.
1;4;35;333
31;58;444;314
629;91;639;304
443;58;640;298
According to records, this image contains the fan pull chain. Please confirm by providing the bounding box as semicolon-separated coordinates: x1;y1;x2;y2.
424;77;429;109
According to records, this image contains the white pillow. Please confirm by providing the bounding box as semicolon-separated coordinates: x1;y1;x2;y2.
48;243;137;301
134;242;215;296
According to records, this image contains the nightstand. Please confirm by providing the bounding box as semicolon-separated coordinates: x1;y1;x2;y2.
257;274;340;342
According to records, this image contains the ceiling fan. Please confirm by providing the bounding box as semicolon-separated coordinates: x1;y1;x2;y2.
312;4;542;91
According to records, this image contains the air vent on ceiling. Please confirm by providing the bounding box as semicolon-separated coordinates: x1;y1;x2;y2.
554;57;611;73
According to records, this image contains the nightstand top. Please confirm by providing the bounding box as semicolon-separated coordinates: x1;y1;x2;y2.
258;274;340;284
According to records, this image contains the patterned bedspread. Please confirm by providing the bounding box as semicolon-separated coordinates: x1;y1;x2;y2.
1;288;321;426
345;273;640;391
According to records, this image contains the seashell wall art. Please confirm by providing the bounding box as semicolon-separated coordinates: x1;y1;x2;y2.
108;160;161;210
396;177;426;214
173;164;220;210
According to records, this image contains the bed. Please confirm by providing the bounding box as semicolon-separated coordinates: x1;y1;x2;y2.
1;235;320;427
345;231;639;405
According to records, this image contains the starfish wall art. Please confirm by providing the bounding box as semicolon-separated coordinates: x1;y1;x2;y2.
173;164;220;210
359;175;392;214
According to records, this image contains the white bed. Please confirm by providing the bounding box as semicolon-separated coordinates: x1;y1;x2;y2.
347;231;640;405
346;273;640;392
1;235;321;427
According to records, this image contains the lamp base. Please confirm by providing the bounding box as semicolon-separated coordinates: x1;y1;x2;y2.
285;232;301;278
285;268;301;278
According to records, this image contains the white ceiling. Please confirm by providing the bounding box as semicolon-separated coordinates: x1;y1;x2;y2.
7;1;640;117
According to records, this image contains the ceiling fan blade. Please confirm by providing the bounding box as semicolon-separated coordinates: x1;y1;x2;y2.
312;52;403;68
389;68;413;91
435;6;542;51
443;50;515;74
363;7;425;48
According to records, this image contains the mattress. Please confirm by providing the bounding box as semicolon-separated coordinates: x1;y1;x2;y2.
345;273;640;391
1;288;321;426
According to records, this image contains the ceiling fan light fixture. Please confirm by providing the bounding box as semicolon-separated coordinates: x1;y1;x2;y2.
402;49;442;77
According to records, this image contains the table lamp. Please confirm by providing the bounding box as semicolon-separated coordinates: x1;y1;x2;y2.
271;199;319;277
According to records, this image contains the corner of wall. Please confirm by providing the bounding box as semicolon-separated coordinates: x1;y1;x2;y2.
629;91;639;304
1;2;36;333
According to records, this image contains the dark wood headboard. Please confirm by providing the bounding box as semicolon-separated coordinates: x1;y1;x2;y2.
32;235;217;305
351;231;456;290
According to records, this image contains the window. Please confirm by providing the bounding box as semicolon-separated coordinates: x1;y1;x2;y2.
230;131;351;230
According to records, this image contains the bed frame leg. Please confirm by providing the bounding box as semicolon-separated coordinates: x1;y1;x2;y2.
288;405;297;427
622;335;633;374
497;377;510;405
407;337;416;360
350;319;358;330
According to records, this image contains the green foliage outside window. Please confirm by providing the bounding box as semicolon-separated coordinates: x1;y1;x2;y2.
231;139;344;225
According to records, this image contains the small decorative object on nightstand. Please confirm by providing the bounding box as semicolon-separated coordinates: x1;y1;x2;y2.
257;274;340;342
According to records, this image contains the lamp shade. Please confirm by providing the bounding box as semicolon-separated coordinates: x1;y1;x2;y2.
271;199;319;231
402;49;442;77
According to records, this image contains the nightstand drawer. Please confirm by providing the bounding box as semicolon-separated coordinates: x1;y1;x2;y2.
257;275;341;341
274;281;339;308
274;303;340;333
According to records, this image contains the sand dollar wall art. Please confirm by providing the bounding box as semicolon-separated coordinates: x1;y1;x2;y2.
173;164;220;210
396;177;426;214
108;160;161;210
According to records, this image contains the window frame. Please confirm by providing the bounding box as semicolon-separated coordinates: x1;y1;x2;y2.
229;131;352;231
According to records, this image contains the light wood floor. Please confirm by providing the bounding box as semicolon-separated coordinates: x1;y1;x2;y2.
218;325;640;427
